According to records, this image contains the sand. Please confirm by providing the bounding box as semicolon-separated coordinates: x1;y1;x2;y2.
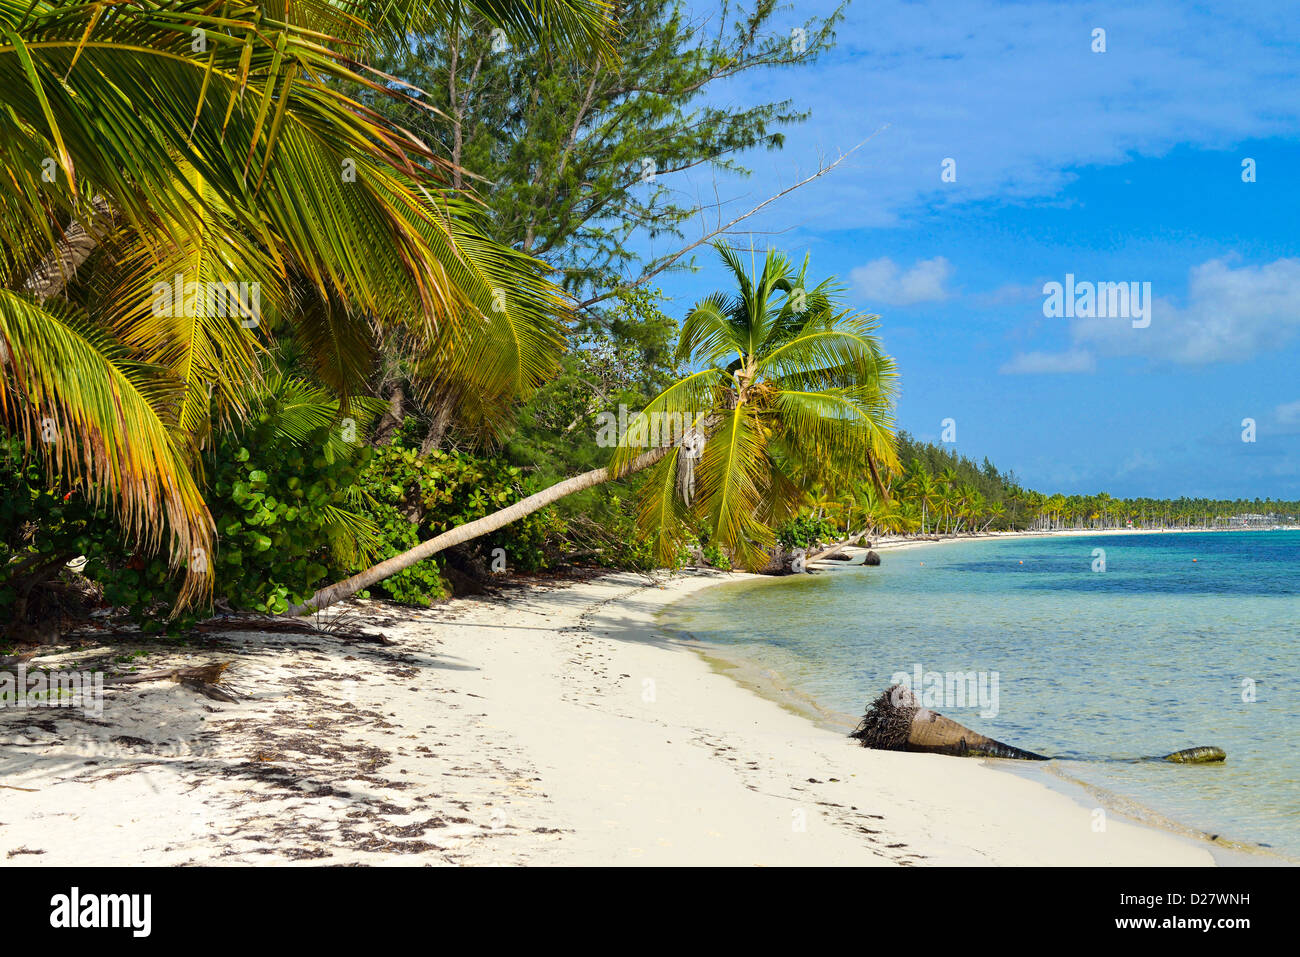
0;569;1217;866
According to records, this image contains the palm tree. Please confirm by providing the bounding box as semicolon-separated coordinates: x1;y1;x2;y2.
290;243;901;613
1;1;612;606
856;484;891;537
981;501;1005;532
963;488;984;532
941;486;961;530
893;501;922;535
1045;493;1067;530
954;483;977;532
904;464;938;534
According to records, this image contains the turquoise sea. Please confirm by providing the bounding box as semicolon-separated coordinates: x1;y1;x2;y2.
659;531;1300;857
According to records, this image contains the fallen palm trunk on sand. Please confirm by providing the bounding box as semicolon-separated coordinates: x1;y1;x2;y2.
850;685;1226;764
851;685;1047;759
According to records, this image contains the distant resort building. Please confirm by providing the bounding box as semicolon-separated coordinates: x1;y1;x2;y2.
1227;513;1293;527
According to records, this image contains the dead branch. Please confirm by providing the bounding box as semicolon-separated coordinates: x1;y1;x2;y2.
577;129;887;310
105;661;237;701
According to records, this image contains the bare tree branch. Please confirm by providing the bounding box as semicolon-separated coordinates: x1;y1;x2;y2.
577;128;886;310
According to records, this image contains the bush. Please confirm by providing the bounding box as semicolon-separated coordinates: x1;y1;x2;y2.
700;542;731;570
355;439;564;601
199;421;373;616
776;513;839;550
2;383;379;631
0;437;127;636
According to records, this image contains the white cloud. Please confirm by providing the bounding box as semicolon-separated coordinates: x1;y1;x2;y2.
1071;257;1300;363
999;349;1095;374
851;256;953;305
675;1;1300;232
1275;400;1300;430
1117;450;1161;476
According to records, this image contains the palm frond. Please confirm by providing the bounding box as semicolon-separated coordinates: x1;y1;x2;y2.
0;288;214;605
634;447;691;566
608;367;724;476
695;404;773;570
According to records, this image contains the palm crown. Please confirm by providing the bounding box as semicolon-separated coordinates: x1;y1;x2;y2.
612;243;900;569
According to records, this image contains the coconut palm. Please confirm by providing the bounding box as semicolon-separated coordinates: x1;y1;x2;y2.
904;464;938;534
855;484;891;537
954;483;977;532
1046;493;1067;530
0;0;612;605
289;242;901;613
963;488;984;532
935;486;957;533
892;501;922;535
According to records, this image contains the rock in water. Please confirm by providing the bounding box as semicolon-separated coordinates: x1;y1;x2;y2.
1162;746;1226;764
864;550;881;566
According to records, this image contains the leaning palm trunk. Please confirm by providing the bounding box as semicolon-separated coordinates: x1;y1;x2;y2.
287;445;673;616
806;528;872;564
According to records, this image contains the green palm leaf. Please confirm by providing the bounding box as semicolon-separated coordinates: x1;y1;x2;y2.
0;288;214;604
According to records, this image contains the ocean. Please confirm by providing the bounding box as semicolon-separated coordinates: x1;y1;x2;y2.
659;530;1300;857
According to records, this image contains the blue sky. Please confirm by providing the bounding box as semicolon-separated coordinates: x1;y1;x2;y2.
641;0;1300;499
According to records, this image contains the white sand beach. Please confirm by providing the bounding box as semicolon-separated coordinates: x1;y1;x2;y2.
868;525;1265;552
0;569;1219;866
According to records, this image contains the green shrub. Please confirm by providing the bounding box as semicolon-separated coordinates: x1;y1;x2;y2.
356;440;562;601
775;513;838;550
700;542;732;570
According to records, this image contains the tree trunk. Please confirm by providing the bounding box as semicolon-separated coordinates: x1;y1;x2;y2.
23;196;115;299
806;528;871;564
419;382;460;454
8;551;77;643
370;382;406;446
287;444;672;616
865;450;889;502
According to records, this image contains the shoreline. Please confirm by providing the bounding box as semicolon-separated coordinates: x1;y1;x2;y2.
0;568;1236;866
860;524;1288;555
664;533;1291;866
670;611;1284;865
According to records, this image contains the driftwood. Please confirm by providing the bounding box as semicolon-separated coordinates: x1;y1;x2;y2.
851;685;1047;759
106;661;238;702
851;684;1227;763
193;615;393;645
807;530;873;565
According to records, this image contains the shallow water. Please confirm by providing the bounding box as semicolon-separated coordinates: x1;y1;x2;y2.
660;531;1300;855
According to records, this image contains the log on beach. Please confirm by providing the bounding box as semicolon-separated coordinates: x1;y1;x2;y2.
850;684;1048;760
850;685;1229;764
